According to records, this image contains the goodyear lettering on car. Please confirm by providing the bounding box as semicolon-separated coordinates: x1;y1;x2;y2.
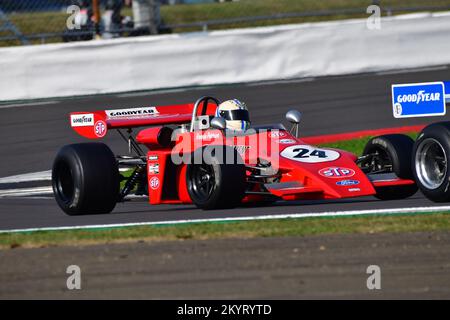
70;113;94;127
106;107;159;118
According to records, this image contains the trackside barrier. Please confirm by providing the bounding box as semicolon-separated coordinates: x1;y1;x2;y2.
1;12;450;101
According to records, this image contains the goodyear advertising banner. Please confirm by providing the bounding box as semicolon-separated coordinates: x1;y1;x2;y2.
391;82;446;118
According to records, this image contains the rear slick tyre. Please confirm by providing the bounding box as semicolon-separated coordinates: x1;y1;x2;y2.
52;143;119;215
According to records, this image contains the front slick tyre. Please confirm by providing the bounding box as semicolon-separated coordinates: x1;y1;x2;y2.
186;145;246;210
362;134;418;200
52;143;119;215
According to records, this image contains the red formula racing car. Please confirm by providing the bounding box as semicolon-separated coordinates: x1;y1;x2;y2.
52;96;418;215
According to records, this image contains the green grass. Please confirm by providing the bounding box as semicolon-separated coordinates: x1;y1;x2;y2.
3;0;450;46
120;169;134;190
160;0;450;29
1;212;450;249
319;132;419;156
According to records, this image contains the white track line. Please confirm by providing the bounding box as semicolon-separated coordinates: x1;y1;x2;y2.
0;186;53;198
0;168;131;185
0;170;51;184
1;205;450;234
0;185;148;199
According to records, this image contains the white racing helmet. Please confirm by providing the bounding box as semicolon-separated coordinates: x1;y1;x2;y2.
215;99;250;132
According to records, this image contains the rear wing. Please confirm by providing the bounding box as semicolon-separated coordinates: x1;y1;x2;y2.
391;81;450;118
70;102;217;139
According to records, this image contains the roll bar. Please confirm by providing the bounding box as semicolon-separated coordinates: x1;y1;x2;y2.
189;96;221;132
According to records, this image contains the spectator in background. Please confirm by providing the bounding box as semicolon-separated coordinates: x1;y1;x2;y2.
73;0;94;31
102;0;122;38
102;0;133;39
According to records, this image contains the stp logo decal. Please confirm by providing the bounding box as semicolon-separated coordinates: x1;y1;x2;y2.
149;177;160;190
319;167;355;178
336;180;360;186
94;120;107;138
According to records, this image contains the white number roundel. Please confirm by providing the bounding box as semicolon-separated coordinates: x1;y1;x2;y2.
280;145;340;163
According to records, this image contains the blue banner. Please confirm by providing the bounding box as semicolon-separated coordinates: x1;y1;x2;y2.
391;82;446;118
445;81;450;101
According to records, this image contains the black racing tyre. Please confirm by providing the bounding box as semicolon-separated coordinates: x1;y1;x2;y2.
52;143;119;215
186;145;246;210
362;134;417;200
413;122;450;202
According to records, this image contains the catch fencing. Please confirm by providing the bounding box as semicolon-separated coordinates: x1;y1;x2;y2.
1;0;450;46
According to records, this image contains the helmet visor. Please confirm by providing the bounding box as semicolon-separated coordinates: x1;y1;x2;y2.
219;109;250;122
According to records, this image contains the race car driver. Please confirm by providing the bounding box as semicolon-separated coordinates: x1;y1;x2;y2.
215;99;251;132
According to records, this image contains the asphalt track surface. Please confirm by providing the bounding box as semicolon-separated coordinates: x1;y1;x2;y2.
1;66;450;231
1;232;450;299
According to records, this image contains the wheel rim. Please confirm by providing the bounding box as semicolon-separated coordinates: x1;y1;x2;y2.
415;138;447;190
362;147;393;174
190;163;216;201
54;162;75;203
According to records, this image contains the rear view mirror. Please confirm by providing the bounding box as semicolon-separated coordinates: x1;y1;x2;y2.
285;110;302;124
285;110;302;137
210;117;226;130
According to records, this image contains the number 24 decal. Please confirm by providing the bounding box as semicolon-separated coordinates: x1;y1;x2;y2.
280;145;340;163
292;148;327;159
